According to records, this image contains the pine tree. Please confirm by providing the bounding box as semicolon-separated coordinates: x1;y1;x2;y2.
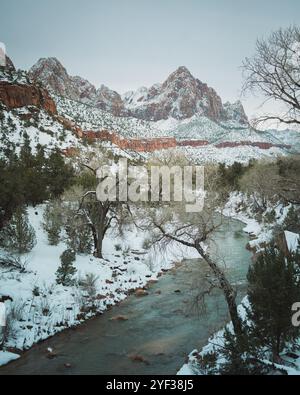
219;327;267;375
0;143;75;231
44;149;75;199
247;245;300;362
0;206;36;254
42;201;62;246
56;249;77;286
283;206;300;233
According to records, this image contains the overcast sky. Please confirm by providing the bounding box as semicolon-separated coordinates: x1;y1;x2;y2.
1;0;299;119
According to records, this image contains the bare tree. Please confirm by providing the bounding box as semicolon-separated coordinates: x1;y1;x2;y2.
62;173;129;260
239;159;280;210
239;156;300;206
46;153;131;259
76;189;124;260
242;26;300;126
137;198;243;337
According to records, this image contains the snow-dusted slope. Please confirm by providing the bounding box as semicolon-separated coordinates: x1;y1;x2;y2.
53;95;294;165
267;128;300;153
0;64;297;166
30;59;249;125
54;94;284;143
0;104;80;154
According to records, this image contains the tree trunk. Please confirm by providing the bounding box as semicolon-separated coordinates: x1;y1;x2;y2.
92;221;107;260
94;230;104;259
88;204;110;260
273;333;283;363
195;241;243;337
0;327;4;350
90;224;104;259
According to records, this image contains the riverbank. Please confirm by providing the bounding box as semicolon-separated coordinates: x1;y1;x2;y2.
0;205;200;367
0;218;251;375
178;192;300;376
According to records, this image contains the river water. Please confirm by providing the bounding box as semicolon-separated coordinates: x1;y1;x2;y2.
0;218;251;375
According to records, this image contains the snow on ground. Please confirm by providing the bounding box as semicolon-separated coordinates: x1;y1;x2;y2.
177;362;197;375
0;205;198;366
223;192;291;250
178;297;300;376
54;95;294;166
178;193;300;376
0;351;20;366
131;145;286;166
285;231;300;253
177;297;250;375
0;104;82;156
176;145;285;165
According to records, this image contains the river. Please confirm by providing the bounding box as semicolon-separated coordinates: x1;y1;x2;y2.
0;218;251;375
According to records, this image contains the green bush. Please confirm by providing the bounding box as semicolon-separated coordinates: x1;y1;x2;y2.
0;206;36;254
56;249;77;286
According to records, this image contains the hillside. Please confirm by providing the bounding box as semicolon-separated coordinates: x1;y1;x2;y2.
0;58;297;165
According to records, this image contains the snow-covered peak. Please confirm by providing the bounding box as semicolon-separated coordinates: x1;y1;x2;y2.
30;57;69;82
29;57;83;100
162;66;195;87
29;58;250;125
122;66;225;122
29;58;126;116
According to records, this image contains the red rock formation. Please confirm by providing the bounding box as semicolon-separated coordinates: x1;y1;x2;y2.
84;130;177;152
30;59;248;123
56;115;83;137
215;141;291;150
124;66;226;122
29;58;127;116
76;128;290;153
178;140;209;147
0;82;57;114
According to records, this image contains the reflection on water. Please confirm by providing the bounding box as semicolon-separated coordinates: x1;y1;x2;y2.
0;219;252;376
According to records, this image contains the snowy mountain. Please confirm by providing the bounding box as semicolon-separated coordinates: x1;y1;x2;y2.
0;66;81;155
3;56;15;72
0;65;144;162
94;84;127;116
123;66;248;124
29;58;127;116
53;94;293;164
29;57;83;101
0;57;298;165
30;59;248;124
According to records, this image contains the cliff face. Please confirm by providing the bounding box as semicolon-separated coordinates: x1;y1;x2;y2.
29;57;85;101
29;58;127;116
0;81;57;114
95;85;127;117
84;130;177;152
79;129;289;152
30;58;249;124
1;56;16;72
178;140;209;147
123;66;226;122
